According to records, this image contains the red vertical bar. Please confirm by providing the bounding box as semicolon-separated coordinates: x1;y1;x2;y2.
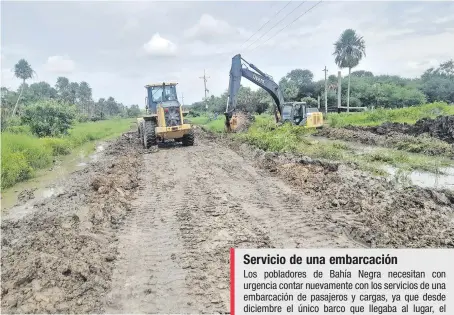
230;247;235;315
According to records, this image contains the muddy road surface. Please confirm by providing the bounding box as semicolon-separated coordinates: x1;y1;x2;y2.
2;128;453;314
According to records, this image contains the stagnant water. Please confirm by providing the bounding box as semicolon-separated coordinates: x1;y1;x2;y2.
0;141;106;218
309;135;454;190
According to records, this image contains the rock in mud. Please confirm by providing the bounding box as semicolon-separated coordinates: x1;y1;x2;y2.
16;188;37;204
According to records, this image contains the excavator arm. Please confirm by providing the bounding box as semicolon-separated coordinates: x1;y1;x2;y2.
225;54;285;130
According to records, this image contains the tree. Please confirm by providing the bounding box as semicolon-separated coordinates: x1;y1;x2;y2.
127;104;141;117
56;76;71;103
421;60;454;103
333;29;366;111
12;59;35;116
280;69;315;99
21;100;76;137
77;81;92;114
351;70;374;78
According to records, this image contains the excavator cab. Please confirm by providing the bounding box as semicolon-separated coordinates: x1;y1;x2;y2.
281;102;323;127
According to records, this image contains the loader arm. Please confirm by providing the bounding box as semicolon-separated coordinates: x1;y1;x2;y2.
225;54;285;129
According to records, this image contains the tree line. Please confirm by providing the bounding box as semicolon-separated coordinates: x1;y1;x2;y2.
1;59;141;131
190;29;454;115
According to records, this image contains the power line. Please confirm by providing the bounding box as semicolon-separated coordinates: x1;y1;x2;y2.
250;0;323;52
240;1;293;49
243;1;308;51
199;2;292;70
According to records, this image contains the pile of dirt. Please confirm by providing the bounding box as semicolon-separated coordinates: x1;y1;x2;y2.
232;111;255;132
316;126;454;157
347;115;454;144
201;129;454;248
1;132;142;313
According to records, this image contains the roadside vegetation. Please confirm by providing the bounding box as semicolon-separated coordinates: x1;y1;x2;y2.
1;59;140;189
188;102;454;176
328;102;454;127
1;118;133;189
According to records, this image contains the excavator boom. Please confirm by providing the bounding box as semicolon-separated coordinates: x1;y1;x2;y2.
225;54;285;130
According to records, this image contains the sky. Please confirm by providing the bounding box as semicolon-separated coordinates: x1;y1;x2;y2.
1;1;454;107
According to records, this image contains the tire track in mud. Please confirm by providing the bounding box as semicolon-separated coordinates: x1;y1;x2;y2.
105;135;358;313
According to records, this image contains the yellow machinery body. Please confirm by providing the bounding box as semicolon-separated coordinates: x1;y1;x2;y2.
137;82;194;148
226;107;323;133
305;112;324;128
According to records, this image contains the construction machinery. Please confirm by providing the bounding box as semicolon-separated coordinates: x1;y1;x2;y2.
137;82;194;148
224;54;323;132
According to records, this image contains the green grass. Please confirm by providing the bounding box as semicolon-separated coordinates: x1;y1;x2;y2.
187;116;211;125
328;102;454;127
188;115;226;133
1;118;133;189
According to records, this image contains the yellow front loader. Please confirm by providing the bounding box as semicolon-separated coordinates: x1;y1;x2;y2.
137;82;194;148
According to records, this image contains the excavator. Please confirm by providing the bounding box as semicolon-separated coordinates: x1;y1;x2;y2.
224;54;323;132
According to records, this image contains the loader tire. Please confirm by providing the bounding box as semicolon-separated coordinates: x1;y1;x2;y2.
138;121;142;139
138;121;144;145
143;120;157;149
182;129;194;146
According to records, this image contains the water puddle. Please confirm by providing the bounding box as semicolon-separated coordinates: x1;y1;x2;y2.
385;166;454;190
1;141;107;217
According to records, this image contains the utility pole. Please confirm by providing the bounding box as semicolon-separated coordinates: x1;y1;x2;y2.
181;93;184;106
199;69;210;110
337;71;342;113
323;66;328;115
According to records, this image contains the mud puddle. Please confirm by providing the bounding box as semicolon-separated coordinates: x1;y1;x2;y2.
1;141;107;217
385;166;454;190
310;135;454;190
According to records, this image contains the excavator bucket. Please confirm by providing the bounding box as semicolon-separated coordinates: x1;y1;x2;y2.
225;113;238;132
225;112;254;132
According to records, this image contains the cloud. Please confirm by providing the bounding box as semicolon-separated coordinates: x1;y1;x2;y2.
45;55;75;74
143;33;177;57
184;14;241;43
1;68;17;89
120;17;139;35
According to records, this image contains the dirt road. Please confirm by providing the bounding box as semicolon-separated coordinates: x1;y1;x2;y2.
2;128;453;313
105;134;359;313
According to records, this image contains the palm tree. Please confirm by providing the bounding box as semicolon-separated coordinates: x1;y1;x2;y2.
333;29;366;112
12;59;35;116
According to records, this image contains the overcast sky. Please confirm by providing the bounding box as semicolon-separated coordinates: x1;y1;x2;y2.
1;1;454;106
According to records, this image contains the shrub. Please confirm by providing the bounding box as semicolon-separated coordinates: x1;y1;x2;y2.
21;100;77;137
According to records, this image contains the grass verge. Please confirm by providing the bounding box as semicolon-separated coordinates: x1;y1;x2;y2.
1;118;134;189
328;102;454;127
187;115;226;133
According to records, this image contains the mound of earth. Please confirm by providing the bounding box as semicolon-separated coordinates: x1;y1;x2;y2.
232;111;255;132
347;115;454;144
204;129;454;249
1;132;142;314
316;126;454;157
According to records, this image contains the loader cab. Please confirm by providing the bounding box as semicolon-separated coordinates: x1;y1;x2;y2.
145;82;180;114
